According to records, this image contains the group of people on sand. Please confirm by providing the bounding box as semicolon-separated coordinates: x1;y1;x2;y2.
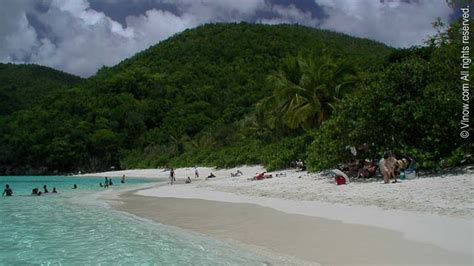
169;167;220;185
31;185;58;196
340;149;415;184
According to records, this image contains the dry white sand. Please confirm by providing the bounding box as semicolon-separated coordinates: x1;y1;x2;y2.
87;165;474;264
85;165;473;217
112;192;471;265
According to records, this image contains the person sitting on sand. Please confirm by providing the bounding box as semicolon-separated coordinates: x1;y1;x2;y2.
207;172;216;179
52;187;58;193
43;185;49;193
2;184;13;197
185;176;192;184
395;158;409;176
296;159;306;171
231;170;244;177
72;184;78;189
357;159;377;178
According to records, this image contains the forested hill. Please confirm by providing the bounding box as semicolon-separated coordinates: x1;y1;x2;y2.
2;21;470;175
0;23;395;175
0;63;83;116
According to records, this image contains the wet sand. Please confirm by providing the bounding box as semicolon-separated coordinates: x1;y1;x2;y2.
111;191;472;265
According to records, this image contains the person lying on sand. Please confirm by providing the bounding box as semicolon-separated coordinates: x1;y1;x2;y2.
252;172;272;181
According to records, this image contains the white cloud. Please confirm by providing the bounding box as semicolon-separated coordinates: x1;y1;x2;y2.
0;0;267;77
0;0;39;62
259;4;319;27
0;0;456;77
316;0;453;47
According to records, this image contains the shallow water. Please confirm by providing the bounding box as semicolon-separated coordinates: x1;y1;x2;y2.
0;176;270;265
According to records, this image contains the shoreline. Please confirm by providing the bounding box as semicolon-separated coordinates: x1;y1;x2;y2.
90;166;473;264
109;189;471;265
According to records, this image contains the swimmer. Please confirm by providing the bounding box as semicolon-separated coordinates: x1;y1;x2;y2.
2;184;13;197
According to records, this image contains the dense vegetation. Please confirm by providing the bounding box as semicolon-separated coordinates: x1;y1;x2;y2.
0;63;83;116
0;22;471;175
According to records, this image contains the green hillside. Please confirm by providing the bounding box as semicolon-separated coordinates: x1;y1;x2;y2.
0;63;83;116
0;22;470;175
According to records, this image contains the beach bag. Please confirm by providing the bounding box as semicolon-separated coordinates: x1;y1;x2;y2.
335;175;346;185
404;169;416;179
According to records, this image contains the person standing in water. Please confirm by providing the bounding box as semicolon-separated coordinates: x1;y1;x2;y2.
2;184;13;196
121;174;126;183
72;184;78;189
43;185;49;193
52;187;58;193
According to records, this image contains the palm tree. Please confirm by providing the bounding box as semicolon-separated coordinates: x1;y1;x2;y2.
261;53;357;130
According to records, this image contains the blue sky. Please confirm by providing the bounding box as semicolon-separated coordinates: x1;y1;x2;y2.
0;0;458;77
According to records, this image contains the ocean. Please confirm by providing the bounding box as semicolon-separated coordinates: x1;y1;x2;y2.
0;176;270;265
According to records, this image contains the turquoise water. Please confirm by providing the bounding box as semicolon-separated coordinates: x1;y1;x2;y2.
0;176;270;265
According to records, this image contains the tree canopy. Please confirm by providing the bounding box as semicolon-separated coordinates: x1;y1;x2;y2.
0;21;469;175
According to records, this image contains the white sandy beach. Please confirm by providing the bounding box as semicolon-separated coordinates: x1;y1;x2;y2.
86;166;474;265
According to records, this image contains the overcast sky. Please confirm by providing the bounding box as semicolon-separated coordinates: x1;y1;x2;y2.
0;0;456;77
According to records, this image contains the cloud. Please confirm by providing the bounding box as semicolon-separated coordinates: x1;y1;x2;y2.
0;0;38;62
259;4;320;27
0;0;268;77
316;0;454;47
0;0;456;77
